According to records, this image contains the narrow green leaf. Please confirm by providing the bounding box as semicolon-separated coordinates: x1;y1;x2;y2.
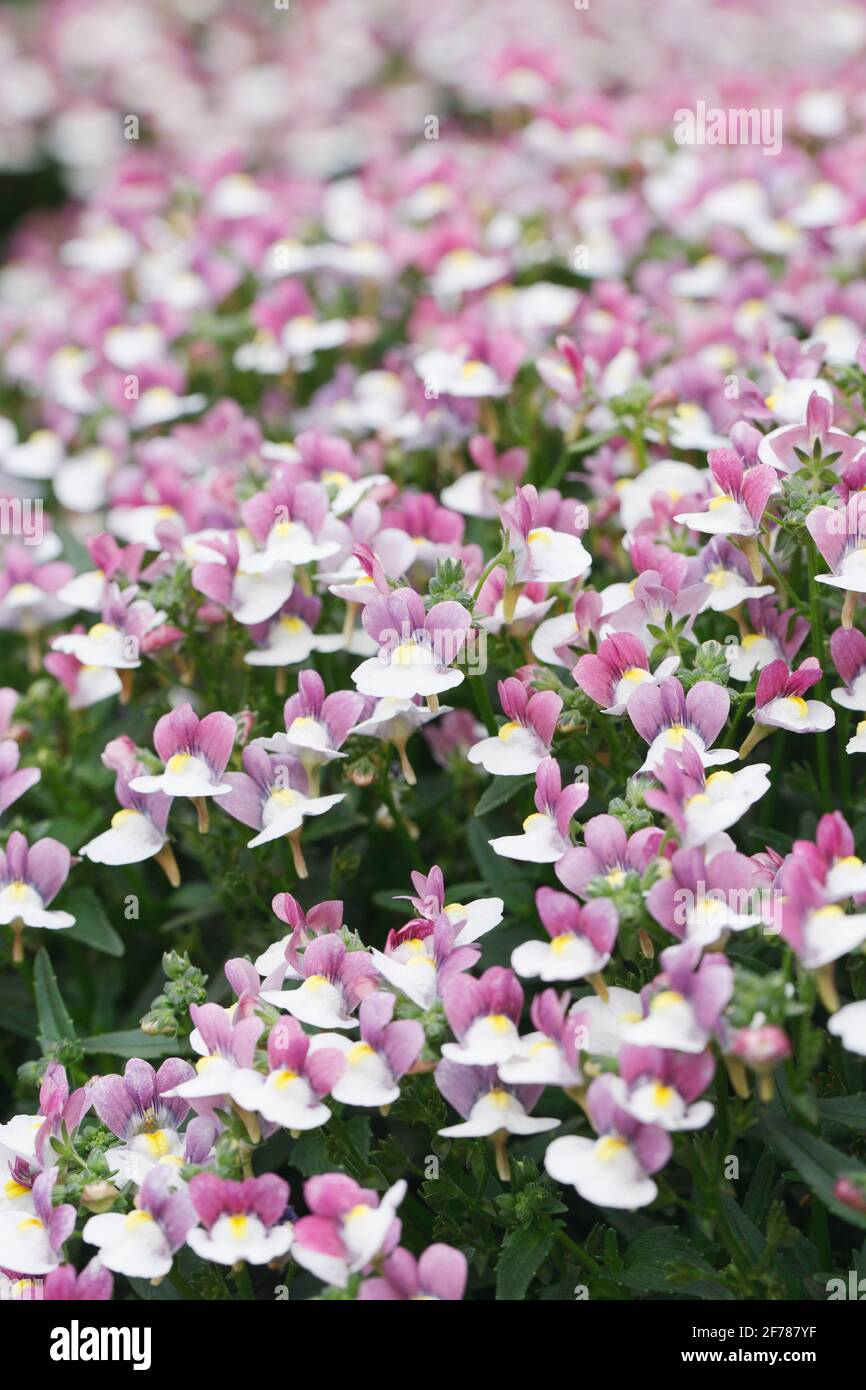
495;1225;556;1300
82;1030;180;1058
62;887;125;957
33;948;76;1043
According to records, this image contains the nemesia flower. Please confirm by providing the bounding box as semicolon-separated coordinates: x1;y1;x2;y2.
352;589;472;701
627;676;736;773
468;676;562;775
369;915;480;1010
806;501;866;628
623;939;734;1053
350;695;450;784
794;811;866;900
255;893;344;978
674;447;777;546
758;390;865;474
649;749;770;850
79;735;177;884
574;632;679;716
56;532;145;613
690;538;774;613
261;934;380;1030
435;1060;559;1140
512;887;618;986
82;1166;196;1279
187;1174;294;1266
439;965;529;1069
229;1017;344;1131
646;845;762;945
440;434;526;519
778;855;866;976
358;1242;468;1301
309;992;424;1108
489;756;588;863
0;831;75;962
830;626;866;709
164;1003;263;1105
556;815;663;898
291;1174;406;1289
739;657;834;756
828;1001;866;1057
394;864;504;946
43;643;123;709
497;485;591;607
253;671;365;788
130;704;236;820
219;747;344;871
544;1074;672;1209
91;1058;214;1187
43;1258;114;1301
615;1045;715;1130
0;738;40;815
498;989;587;1088
192;532;296;628
725;597;809;682
0;1062;89;1170
0;1167;74;1275
50;582;177;675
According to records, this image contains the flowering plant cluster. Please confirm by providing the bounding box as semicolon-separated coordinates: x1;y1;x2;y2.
3;0;866;1306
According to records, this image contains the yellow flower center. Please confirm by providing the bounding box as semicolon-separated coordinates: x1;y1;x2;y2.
125;1210;154;1230
596;1136;628;1162
346;1042;375;1064
650;990;685;1013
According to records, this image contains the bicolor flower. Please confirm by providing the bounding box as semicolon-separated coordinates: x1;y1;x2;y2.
512;887;618;986
91;1058;213;1187
309;992;424;1108
219;747;344;871
254;893;344;979
544;1074;672;1209
440;434;526;520
291;1174;406;1289
56;532;145;613
229;1017;345;1131
0;738;40;816
50;582;177;673
393;864;503;946
805;502;866;627
435;1060;560;1140
0;1167;74;1275
556;815;663;898
791;811;866;901
674;448;777;544
489;756;589;863
725;597;809;682
622;939;734;1053
627;676;735;773
80;736;177;884
758;390;865;474
646;846;762;945
440;966;525;1066
253;670;365;789
778;854;866;975
187;1173;294;1266
43;643;123;709
474;570;554;636
645;743;771;848
574;632;679;716
358;1242;468;1301
130;704;235;817
43;1258;113;1301
261;934;380;1030
241;480;345;573
498;989;587;1088
352;589;471;701
739;657;834;756
0;831;75;962
0;1062;89;1171
616;1045;715;1130
164;1003;263;1106
83;1166;196;1279
369;916;480;1010
468;677;562;776
497;485;591;610
690;538;773;613
830;626;866;710
192;531;295;628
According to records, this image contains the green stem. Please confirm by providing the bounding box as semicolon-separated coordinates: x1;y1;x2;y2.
234;1263;254;1300
758;540;808;616
470;672;498;735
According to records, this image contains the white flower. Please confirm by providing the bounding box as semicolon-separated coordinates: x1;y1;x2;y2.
439;1087;559;1138
828;1000;866;1056
83;1209;175;1278
544;1134;658;1209
80;808;168;868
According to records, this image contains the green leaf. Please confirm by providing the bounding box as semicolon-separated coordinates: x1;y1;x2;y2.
62;887;125;957
33;948;76;1043
818;1095;866;1134
474;774;534;818
761;1114;866;1230
495;1224;556;1300
81;1030;180;1059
